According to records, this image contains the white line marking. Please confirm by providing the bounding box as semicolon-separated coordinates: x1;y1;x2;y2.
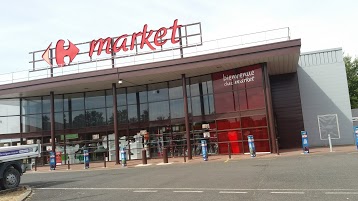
35;187;358;192
271;192;305;194
133;190;157;193
325;192;358;195
156;162;173;166
173;191;203;193
219;191;248;194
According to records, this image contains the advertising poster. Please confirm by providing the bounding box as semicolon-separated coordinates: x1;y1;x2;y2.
56;152;62;165
49;151;56;170
301;131;309;154
84;150;89;169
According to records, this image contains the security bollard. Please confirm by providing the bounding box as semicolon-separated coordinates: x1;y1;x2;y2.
121;148;127;167
103;153;107;168
142;149;147;165
34;158;37;171
67;159;70;170
163;148;168;163
228;142;232;159
201;140;208;161
248;135;256;158
183;146;186;163
276;138;280;155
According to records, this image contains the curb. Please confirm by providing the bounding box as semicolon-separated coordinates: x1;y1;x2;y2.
0;185;32;201
16;185;32;201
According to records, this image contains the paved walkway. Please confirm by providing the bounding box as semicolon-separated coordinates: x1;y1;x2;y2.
27;145;357;173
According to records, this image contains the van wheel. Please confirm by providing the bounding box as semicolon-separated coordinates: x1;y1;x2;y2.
0;167;21;189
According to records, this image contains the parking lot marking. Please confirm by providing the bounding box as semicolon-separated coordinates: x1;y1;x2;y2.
325;192;358;195
219;191;248;194
271;192;305;194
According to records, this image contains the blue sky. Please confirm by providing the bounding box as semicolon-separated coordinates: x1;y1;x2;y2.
0;0;357;74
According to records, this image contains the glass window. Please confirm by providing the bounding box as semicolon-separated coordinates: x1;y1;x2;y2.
191;96;202;116
235;64;263;90
217;118;240;130
42;96;50;114
211;69;235;93
106;107;113;125
64;93;84;111
140;103;148;122
107;88;127;107
71;110;85;128
86;108;106;126
23;114;42;132
127;92;137;105
85;91;105;109
127;86;147;104
0;116;20;134
170;99;184;119
149;101;169;121
213;92;235;113
117;88;127;106
242;128;268;140
42;95;63;113
207;80;213;94
106;90;113;108
169;80;183;99
148;83;168;102
246;87;265;109
203;95;215;115
128;105;138;122
42;113;50;131
54;95;64;112
0;99;20;116
118;106;128;123
55;112;64;130
22;97;42;114
241;115;267;128
190;75;212;96
190;83;200;97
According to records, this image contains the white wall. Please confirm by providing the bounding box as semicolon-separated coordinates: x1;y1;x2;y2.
298;48;354;146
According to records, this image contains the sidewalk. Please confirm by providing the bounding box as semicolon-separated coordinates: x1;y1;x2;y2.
27;145;357;173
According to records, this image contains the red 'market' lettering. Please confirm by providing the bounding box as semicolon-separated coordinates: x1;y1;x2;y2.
170;19;182;44
89;37;112;57
130;32;142;50
113;34;129;53
87;19;182;57
154;27;168;46
140;24;155;50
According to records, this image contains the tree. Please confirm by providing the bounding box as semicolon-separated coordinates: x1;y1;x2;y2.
345;55;358;108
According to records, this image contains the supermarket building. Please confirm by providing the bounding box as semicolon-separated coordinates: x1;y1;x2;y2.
0;20;354;165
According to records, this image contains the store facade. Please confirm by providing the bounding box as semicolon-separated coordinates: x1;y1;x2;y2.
0;20;353;165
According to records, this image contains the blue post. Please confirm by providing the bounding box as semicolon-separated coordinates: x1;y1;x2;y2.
354;127;358;150
84;149;89;169
301;131;309;154
49;151;56;170
248;135;256;158
121;147;127;167
201;140;208;161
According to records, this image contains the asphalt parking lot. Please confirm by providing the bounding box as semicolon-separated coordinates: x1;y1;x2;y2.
21;150;358;201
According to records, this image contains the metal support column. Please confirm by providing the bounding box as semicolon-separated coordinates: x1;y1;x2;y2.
50;91;56;153
263;63;277;153
112;83;120;164
182;74;192;159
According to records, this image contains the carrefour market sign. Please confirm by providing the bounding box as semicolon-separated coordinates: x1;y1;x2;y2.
40;19;184;67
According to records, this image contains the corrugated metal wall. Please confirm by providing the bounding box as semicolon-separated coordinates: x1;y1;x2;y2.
298;48;354;146
270;73;304;149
